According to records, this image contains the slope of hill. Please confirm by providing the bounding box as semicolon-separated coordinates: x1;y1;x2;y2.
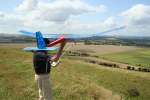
0;44;150;100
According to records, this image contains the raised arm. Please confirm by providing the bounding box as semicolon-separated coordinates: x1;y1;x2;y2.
47;36;66;62
47;36;65;47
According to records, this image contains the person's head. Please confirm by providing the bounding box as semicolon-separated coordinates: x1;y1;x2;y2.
44;38;50;45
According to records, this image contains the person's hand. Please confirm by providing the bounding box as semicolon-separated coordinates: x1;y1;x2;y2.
51;54;60;62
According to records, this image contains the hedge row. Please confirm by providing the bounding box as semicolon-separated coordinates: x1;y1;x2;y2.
66;51;150;73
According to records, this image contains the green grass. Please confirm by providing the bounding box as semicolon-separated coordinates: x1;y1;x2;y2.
0;45;150;100
100;48;150;68
60;58;150;100
0;47;36;100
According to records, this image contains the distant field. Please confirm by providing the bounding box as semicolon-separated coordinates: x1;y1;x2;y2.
67;43;139;55
0;44;150;100
100;48;150;68
67;43;150;68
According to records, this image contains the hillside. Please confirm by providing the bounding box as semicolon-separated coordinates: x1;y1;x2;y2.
0;44;150;100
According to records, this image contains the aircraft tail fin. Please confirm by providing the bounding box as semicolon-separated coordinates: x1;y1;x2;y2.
36;31;46;49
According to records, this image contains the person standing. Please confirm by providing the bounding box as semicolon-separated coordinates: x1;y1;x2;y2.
33;38;66;100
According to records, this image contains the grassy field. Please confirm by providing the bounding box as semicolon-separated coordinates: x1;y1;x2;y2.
0;44;150;100
67;43;138;55
67;43;150;68
100;48;150;68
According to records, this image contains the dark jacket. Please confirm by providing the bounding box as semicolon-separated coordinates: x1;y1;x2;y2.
33;52;51;74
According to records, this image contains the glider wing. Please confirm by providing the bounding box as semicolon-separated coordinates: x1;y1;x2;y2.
23;47;58;52
19;26;126;39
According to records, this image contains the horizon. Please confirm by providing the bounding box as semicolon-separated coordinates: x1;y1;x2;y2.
1;32;150;38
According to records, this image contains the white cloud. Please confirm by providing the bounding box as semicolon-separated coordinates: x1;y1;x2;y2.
0;0;109;34
20;19;105;34
1;0;106;34
0;12;5;18
16;0;106;23
16;0;38;12
122;4;150;27
0;12;25;34
0;0;130;36
121;4;150;35
103;17;117;28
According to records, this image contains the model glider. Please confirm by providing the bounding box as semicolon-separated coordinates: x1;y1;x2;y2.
20;26;125;52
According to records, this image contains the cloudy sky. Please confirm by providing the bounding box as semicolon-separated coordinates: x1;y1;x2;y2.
0;0;150;36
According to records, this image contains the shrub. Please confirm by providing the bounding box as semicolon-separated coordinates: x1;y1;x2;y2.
141;68;148;72
127;88;140;97
89;60;96;64
131;67;135;70
81;53;90;57
127;66;131;70
138;68;141;71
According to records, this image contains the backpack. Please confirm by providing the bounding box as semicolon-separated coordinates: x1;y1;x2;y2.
33;52;51;74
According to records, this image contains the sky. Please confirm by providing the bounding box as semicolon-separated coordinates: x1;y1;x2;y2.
0;0;150;36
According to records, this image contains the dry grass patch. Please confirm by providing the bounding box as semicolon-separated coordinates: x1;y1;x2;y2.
66;43;139;55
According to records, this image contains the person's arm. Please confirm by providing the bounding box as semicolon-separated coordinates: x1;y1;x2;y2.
47;36;65;47
48;36;66;62
51;40;66;62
